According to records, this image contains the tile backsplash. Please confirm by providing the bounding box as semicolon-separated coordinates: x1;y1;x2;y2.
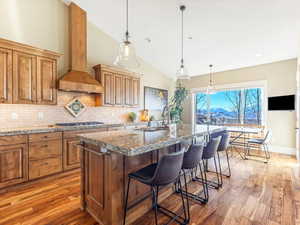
0;92;142;128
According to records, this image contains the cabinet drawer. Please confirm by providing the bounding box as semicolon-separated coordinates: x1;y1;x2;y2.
29;140;62;160
29;157;62;180
29;132;62;142
63;128;107;139
0;135;27;146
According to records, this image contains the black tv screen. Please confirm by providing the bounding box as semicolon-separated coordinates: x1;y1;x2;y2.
268;95;295;111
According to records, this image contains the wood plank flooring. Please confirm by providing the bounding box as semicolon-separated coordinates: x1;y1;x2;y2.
0;152;299;225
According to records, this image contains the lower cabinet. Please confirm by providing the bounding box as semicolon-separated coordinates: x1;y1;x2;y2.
28;133;63;180
63;138;81;171
0;144;28;189
29;157;62;180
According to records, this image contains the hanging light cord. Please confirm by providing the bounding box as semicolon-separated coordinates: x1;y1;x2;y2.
180;5;185;66
209;65;212;85
125;0;129;41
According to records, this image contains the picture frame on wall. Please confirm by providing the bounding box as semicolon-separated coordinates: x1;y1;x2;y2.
144;86;168;111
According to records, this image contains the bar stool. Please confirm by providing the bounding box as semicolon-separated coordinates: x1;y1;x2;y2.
176;143;209;204
197;136;222;190
123;150;189;225
207;132;231;182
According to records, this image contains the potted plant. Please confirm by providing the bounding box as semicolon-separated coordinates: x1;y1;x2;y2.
169;83;189;123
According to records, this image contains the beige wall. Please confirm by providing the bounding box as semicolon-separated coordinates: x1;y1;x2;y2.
182;59;297;150
0;0;174;128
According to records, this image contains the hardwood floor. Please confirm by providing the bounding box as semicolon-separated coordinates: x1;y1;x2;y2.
0;152;299;225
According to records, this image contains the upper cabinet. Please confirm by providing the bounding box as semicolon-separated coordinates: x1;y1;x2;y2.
37;57;57;105
0;48;12;104
13;51;37;104
93;64;140;107
0;38;61;105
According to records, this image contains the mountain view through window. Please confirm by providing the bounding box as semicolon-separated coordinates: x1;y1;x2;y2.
196;88;262;125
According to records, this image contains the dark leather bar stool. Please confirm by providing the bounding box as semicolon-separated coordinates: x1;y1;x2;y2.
123;150;189;225
176;143;209;204
197;136;222;190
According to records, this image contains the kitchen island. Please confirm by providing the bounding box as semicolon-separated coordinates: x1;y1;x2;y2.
78;125;224;225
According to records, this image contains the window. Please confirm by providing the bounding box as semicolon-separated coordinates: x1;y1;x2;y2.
195;88;263;125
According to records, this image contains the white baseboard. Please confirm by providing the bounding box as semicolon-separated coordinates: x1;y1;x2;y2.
268;145;297;156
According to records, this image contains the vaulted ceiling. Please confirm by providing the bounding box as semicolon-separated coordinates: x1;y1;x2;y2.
70;0;300;77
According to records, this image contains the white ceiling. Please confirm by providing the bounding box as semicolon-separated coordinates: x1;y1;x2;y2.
70;0;300;77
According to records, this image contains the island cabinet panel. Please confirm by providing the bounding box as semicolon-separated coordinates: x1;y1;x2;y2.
13;51;37;104
36;56;57;105
0;48;12;103
81;144;114;225
0;144;28;189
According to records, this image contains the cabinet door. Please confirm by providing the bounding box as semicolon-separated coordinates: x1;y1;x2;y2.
37;56;57;105
13;51;37;104
114;74;124;106
103;71;115;105
63;138;81;171
0;144;28;189
0;48;12;104
124;76;133;106
132;78;140;106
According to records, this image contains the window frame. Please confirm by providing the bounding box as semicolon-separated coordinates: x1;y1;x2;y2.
191;80;267;128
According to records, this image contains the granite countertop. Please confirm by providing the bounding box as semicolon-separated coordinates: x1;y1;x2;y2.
0;122;149;137
78;124;225;156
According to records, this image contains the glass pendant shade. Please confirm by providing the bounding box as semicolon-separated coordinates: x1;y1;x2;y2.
206;85;216;95
114;40;140;69
176;65;190;80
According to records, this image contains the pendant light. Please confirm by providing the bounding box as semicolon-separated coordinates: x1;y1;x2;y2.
176;5;190;80
114;0;140;69
206;64;216;95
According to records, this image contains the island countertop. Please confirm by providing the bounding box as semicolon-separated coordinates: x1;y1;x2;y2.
78;124;225;156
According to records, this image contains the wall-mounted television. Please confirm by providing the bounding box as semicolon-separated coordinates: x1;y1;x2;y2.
268;95;295;111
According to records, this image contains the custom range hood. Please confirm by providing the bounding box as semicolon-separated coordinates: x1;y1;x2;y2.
59;3;104;94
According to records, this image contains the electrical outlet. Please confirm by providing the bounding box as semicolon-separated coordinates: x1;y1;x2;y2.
11;112;18;120
38;112;44;120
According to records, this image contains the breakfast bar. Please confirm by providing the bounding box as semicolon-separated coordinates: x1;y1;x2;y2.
78;125;224;225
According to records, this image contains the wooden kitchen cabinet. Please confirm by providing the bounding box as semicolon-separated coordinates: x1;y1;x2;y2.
63;137;81;171
0;38;61;105
124;76;133;106
63;128;108;171
28;132;63;180
103;71;115;105
132;77;140;106
93;64;140;107
114;74;124;105
37;56;57;105
13;51;37;104
0;135;28;189
0;48;12;104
